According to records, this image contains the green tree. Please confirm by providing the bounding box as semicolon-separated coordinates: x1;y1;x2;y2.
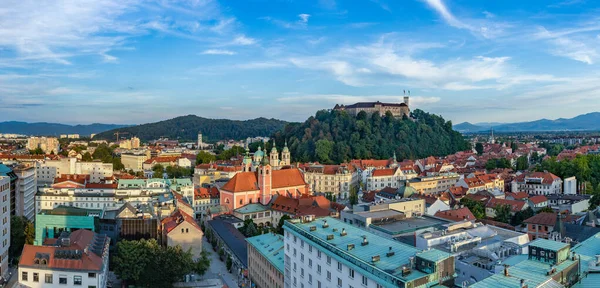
485;159;497;170
511;207;534;226
244;221;259;237
29;147;44;155
152;164;164;178
516;156;529;171
276;215;291;235
475;142;484;155
460;198;485;219
165;166;191;178
315;139;334;163
537;206;554;213
113;239;154;286
9;216;34;260
226;256;233;271
196;151;216;165
194;250;211;277
82;152;93;161
494;204;512;224
216;146;245;161
511;142;518;152
348;185;359;206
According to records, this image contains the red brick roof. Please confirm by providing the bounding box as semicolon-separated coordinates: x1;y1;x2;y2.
524;212;556;226
195;186;220;199
372;168;396;177
144;156;179;164
162;209;201;234
434;207;475;222
19;230;107;271
221;168;306;193
515;172;561;185
529;195;548;205
449;186;468;197
271;195;331;217
350;159;391;169
486;198;526;212
506;191;528;200
85;183;117;189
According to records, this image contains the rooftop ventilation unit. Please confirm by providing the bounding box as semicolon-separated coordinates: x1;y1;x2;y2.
310;226;317;231
361;235;369;246
327;234;334;240
386;247;395;257
372;255;380;263
347;244;355;251
340;228;347;237
322;220;329;228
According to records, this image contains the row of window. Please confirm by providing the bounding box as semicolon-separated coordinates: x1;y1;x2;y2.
22;271;96;286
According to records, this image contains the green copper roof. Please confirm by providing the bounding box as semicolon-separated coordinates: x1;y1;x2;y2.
234;203;269;214
39;205;103;217
246;233;285;274
529;238;569;252
471;257;577;288
285;217;453;286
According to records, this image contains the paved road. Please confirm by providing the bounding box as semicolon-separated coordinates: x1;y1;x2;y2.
202;237;240;288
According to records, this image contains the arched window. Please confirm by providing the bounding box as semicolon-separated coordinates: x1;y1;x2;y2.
186;228;189;233
266;169;270;175
34;259;40;264
239;199;243;205
41;259;47;265
225;199;230;204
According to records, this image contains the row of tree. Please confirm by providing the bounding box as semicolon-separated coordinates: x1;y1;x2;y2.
113;239;211;288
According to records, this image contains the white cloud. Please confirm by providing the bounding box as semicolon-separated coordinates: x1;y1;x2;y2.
232;35;257;45
483;11;495;19
423;0;472;30
235;61;287;69
533;26;600;64
298;14;311;23
201;49;236;55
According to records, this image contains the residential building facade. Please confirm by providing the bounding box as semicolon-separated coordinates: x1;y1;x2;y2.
0;176;10;278
302;164;357;199
247;233;285;288
26;137;59;154
512;171;562;195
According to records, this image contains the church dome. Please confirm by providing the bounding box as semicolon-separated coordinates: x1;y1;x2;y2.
254;146;264;158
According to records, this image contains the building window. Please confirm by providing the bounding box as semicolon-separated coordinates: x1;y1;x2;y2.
309;259;312;267
74;276;82;285
59;275;67;284
33;273;39;282
362;276;368;285
22;271;28;281
349;268;354;278
338;278;342;287
88;273;96;278
327;271;331;280
327;256;331;265
337;262;342;271
317;251;321;258
45;274;53;284
317;265;321;274
301;254;304;262
309;246;312;252
309;274;312;284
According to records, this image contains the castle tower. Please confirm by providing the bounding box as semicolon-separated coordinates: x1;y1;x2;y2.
282;141;291;166
259;156;272;205
403;96;409;106
270;145;279;167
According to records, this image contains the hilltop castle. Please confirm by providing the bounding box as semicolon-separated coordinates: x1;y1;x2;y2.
333;96;410;118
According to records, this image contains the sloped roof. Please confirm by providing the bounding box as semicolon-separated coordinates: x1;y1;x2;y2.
272;169;306;188
515;171;561;185
372;168;396;177
162;209;202;234
529;195;548;205
221;168;306;193
486;198;526;212
221;172;259;192
524;212;556;226
19;230;108;271
434;207;475;222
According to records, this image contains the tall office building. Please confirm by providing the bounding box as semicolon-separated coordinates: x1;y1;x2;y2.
283;216;455;288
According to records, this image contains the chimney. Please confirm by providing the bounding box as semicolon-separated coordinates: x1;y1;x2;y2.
361;235;369;246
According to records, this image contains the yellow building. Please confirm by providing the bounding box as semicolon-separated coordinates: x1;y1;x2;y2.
120;153;148;171
302;164;357;199
407;173;460;195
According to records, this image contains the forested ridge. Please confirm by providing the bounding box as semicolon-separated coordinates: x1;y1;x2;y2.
271;109;470;163
93;115;287;142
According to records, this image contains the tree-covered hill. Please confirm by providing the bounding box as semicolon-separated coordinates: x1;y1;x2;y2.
271;109;470;163
93;115;288;142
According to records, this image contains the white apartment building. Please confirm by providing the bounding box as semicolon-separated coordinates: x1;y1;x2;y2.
303;164;358;199
27;137;60;154
36;179;177;213
365;167;406;191
283;216;456;288
512;171;563;195
37;158;113;185
0;176;10;278
14;165;37;221
120;153;148;171
18;230;110;288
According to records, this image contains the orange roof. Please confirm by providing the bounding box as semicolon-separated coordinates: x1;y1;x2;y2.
272;169;307;188
350;159;391;169
486;198;526;212
529;195;548;205
506;191;528;200
221;172;259;192
434;207;475;222
372;168;396;177
162;209;202;234
515;171;561;185
449;186;468;197
19;230;107;271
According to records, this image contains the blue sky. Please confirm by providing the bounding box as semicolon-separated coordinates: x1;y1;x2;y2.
1;0;600;125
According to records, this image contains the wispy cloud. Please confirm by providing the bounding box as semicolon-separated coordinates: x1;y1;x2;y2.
260;13;312;29
298;14;311;23
231;35;257;45
201;49;236;55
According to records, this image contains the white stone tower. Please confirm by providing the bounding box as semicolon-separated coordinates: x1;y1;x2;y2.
197;132;203;149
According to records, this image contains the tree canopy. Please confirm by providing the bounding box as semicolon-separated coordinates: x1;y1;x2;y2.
9;216;34;261
271;109;470;163
460;198;486;219
92;143;124;170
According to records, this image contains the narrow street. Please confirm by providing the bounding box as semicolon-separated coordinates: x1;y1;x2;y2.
202;236;240;288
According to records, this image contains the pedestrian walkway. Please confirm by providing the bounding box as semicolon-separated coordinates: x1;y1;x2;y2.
202;237;240;288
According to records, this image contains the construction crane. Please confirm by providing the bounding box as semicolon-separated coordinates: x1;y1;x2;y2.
114;131;129;142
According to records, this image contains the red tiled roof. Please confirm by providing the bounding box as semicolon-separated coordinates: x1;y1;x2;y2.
524;212;556;226
330;202;346;212
372;168;396;177
515;172;561;185
449;186;468;197
506;191;528;200
19;230;107;271
350;159;391;169
529;195;548;205
486;198;526;212
221;168;307;193
478;219;516;230
195;187;219;199
434;207;475;222
162;209;202;234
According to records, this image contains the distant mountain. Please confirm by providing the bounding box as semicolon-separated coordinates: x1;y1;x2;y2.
93;115;289;142
454;122;486;133
0;121;128;136
474;122;505;127
455;112;600;133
